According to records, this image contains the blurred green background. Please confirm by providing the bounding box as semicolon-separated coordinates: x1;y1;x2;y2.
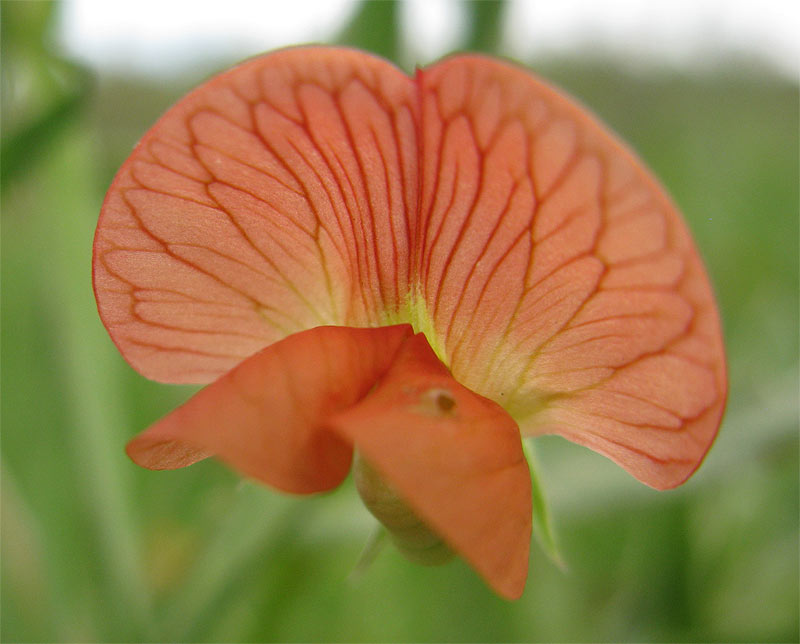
2;1;798;642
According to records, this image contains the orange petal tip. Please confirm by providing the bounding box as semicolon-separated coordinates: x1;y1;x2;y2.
329;333;531;599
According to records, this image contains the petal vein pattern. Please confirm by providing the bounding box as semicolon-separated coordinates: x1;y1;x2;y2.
94;48;726;489
415;56;726;489
94;49;418;383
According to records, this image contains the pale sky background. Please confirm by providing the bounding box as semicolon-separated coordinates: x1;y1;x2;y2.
59;0;800;77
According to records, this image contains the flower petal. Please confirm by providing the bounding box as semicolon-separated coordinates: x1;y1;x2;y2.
417;55;726;488
328;333;531;599
99;47;727;493
94;47;418;383
126;324;413;493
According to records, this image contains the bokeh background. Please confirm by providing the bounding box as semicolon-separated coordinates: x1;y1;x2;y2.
2;1;798;641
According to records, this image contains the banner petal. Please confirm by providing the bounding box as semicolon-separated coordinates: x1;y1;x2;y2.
417;56;726;488
94;47;418;383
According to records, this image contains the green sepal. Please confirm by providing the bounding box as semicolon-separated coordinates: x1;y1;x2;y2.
349;523;388;584
523;438;566;570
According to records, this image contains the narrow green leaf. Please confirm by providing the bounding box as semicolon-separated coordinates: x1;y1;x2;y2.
348;524;388;584
28;125;155;641
1;0;92;189
523;438;566;570
0;61;91;189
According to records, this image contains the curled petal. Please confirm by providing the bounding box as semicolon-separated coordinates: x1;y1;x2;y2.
328;333;531;599
128;323;530;596
127;325;413;493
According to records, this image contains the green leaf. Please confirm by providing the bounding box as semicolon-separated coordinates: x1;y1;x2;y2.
1;0;92;190
523;438;566;570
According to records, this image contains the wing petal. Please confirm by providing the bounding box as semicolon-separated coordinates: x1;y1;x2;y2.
126;325;413;493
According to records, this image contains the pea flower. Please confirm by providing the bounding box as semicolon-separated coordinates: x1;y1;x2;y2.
92;47;727;599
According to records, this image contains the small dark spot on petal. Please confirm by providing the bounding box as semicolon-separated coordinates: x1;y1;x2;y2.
435;391;455;413
412;387;456;417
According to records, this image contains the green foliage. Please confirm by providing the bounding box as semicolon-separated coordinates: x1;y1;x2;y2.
335;0;401;63
2;3;798;642
1;0;91;189
462;0;507;54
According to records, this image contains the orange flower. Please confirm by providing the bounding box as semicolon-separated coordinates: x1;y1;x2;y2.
92;47;727;599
